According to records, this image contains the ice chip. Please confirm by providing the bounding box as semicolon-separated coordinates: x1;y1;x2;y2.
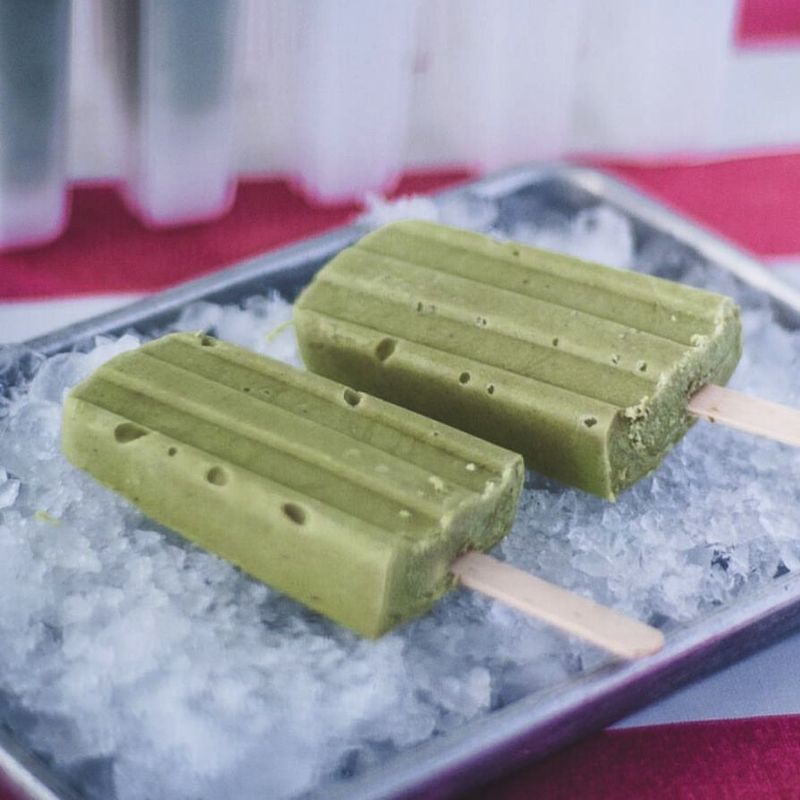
174;301;224;335
0;469;20;509
510;205;634;269
28;352;91;402
84;335;141;372
360;193;440;228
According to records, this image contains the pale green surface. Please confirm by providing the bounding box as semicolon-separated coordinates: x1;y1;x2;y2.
295;220;742;499
61;332;523;637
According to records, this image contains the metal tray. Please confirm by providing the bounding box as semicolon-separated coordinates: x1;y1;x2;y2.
3;164;800;800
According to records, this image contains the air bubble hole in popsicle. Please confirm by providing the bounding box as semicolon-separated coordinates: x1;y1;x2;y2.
552;337;559;347
582;416;598;428
206;466;228;486
375;338;396;362
167;447;177;457
199;336;217;347
114;423;148;443
637;362;648;373
343;388;362;407
487;384;496;395
281;503;306;525
459;372;471;385
428;476;445;492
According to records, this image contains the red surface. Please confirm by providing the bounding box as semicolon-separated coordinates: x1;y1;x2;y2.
464;716;800;799
738;0;800;44
598;153;800;258
0;776;23;800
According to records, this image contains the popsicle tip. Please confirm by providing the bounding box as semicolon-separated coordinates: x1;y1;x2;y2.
619;625;666;660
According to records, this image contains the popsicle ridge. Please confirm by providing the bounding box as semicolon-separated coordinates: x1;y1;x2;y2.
94;367;453;534
62;332;524;637
295;220;741;499
297;281;661;407
327;246;694;356
360;223;723;340
144;334;516;483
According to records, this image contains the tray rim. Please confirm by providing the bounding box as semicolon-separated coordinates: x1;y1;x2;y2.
3;162;800;800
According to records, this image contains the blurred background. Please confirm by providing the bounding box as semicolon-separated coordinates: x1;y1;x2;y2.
1;0;798;251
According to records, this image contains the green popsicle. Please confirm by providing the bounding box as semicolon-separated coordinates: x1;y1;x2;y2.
294;220;742;500
61;332;523;637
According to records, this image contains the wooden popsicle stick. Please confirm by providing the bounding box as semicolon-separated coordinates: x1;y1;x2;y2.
451;552;664;660
688;384;800;448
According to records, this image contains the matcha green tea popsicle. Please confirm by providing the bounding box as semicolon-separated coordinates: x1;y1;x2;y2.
61;332;663;656
62;332;523;638
294;220;745;500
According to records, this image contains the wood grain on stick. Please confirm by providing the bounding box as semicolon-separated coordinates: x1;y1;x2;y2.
688;384;800;448
451;552;664;660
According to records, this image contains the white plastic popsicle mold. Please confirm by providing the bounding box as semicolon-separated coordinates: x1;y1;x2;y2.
238;0;420;201
287;0;419;202
573;0;739;154
10;0;800;246
408;0;585;169
108;0;240;227
0;0;71;250
720;46;800;151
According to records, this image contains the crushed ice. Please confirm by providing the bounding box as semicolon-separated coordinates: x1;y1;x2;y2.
0;191;799;800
